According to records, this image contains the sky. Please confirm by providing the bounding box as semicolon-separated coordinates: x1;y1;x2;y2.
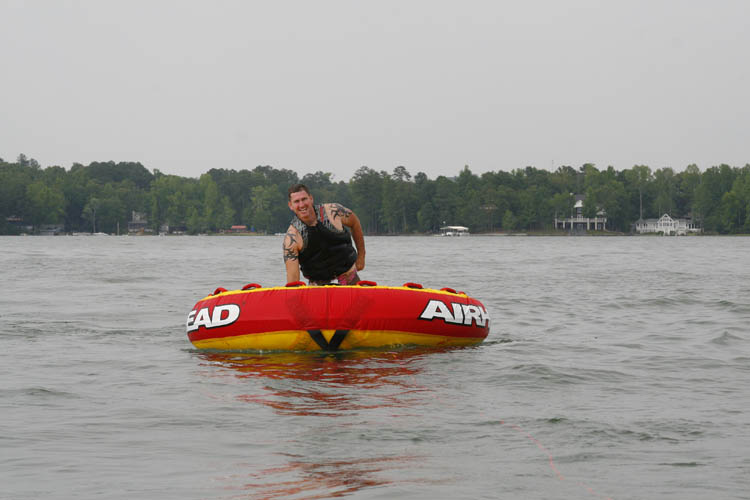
2;0;749;181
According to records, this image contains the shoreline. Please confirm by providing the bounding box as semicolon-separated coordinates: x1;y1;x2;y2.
6;231;743;237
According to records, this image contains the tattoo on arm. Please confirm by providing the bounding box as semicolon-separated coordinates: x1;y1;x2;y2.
331;203;352;220
284;248;298;262
283;232;299;262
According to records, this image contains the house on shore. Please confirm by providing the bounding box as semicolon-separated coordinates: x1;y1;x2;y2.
128;211;149;234
39;224;64;235
6;216;32;233
634;214;702;235
554;195;607;232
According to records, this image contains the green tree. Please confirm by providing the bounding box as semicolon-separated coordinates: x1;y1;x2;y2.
502;209;516;232
0;162;36;220
550;165;580;195
518;186;546;230
624;165;653;220
417;202;437;232
675;164;701;216
350;166;384;233
217;196;236;231
550;192;574;220
652;167;677;216
695;164;736;232
433;176;460;228
719;165;750;233
455;166;483;231
381;166;418;233
6;157;750;237
186;207;206;234
61;166;92;231
82;197;101;232
248;184;279;232
25;181;66;229
480;180;513;231
301;171;337;204
596;178;628;231
86;161;153;189
196;174;238;231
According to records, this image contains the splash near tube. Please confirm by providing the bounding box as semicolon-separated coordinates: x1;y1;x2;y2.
186;281;490;351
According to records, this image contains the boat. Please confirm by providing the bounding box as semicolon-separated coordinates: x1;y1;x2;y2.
439;225;470;236
186;281;490;351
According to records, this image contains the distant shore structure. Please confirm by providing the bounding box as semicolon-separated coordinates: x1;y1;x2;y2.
128;211;150;234
634;214;702;235
440;225;470;236
554;195;607;233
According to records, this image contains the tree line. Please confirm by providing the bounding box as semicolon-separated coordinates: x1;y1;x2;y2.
2;153;750;235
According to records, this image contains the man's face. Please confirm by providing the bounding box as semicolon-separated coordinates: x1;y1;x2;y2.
288;190;315;222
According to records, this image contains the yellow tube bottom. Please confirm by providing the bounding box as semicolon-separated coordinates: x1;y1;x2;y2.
190;329;484;351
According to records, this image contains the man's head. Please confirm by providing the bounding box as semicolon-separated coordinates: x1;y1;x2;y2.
288;184;315;223
288;184;311;201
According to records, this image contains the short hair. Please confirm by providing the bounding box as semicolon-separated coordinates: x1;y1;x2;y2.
288;183;311;200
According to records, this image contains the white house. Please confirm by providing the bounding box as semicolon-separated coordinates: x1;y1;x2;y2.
634;214;702;235
554;195;607;232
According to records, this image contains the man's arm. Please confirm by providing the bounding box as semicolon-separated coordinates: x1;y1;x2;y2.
283;227;302;283
331;203;366;271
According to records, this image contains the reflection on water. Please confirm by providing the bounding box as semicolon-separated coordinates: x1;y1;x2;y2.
197;349;426;383
195;348;439;417
194;348;455;499
221;453;440;500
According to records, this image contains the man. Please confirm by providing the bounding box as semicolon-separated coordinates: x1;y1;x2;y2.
283;184;366;285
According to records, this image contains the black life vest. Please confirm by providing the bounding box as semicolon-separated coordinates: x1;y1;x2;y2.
291;205;357;282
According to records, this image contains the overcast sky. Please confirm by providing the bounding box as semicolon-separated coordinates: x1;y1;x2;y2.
2;0;748;181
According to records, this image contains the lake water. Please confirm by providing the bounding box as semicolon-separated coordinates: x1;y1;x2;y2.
1;235;749;500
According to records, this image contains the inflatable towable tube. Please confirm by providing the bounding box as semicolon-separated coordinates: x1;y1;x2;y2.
186;281;490;351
